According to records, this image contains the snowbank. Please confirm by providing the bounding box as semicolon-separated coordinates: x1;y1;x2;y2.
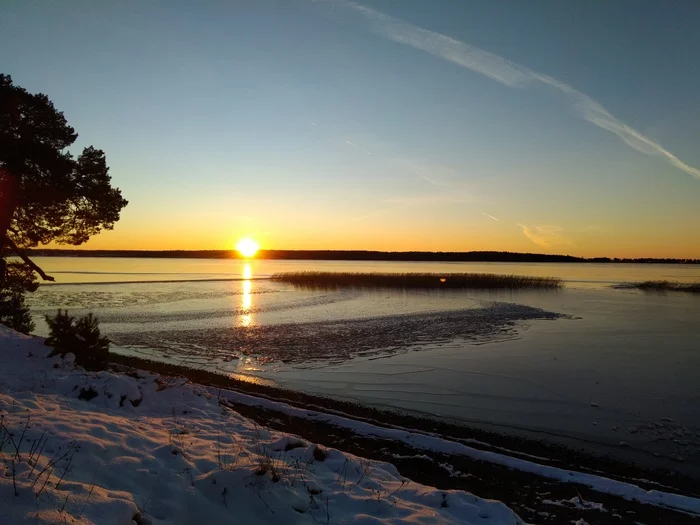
0;326;525;524
212;386;700;516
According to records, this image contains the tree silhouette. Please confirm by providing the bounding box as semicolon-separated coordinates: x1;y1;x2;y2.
0;74;128;331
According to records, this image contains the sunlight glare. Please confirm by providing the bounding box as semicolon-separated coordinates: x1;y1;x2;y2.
235;237;259;258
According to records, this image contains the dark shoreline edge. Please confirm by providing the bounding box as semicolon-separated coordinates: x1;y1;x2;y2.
109;353;699;494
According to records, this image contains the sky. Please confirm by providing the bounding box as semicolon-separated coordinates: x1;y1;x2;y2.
2;0;700;258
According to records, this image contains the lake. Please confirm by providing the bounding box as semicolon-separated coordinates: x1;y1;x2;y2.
26;257;700;474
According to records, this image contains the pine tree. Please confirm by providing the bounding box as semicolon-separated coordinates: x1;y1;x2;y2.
0;74;127;332
45;310;110;369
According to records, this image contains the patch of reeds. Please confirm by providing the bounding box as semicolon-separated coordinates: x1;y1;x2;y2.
613;280;700;293
270;271;563;290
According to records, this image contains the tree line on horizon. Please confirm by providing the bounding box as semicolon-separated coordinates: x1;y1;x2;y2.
27;248;700;264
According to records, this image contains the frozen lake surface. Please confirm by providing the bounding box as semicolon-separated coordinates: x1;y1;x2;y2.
28;257;700;473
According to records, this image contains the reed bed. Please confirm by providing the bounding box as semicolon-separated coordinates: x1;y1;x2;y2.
613;280;700;293
271;271;563;290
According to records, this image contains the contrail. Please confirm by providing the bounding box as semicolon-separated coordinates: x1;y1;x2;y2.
330;1;700;181
483;213;499;222
420;174;440;186
345;139;372;155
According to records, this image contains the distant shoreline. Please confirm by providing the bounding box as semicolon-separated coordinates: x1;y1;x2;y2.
28;249;700;264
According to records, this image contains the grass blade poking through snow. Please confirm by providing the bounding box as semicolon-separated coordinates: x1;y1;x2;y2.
271;271;563;290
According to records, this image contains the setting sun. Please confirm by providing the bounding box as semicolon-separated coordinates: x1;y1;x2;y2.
235;237;259;258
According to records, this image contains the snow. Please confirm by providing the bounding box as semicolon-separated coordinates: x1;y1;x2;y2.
0;326;525;524
542;496;606;512
438;462;472;480
210;386;700;516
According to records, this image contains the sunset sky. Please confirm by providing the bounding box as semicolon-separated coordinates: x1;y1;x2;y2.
2;1;699;258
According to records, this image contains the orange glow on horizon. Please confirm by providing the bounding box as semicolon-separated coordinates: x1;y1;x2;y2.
65;220;700;260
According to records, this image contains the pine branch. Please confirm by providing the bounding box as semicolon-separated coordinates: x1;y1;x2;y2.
4;237;55;282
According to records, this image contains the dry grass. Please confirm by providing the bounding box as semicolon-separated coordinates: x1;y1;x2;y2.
613;280;700;293
271;271;563;290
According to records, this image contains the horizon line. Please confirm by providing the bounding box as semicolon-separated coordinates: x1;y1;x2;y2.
28;248;700;262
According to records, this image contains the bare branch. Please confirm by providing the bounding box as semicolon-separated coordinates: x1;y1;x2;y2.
4;237;55;282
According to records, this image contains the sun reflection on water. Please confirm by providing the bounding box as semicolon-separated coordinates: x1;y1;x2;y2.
242;280;252;309
239;263;253;327
229;372;275;387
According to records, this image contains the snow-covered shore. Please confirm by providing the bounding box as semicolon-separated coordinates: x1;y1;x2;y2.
211;388;700;516
0;326;525;524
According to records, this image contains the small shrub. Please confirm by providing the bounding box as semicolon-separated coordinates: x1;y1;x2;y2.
0;292;35;334
45;310;76;346
45;310;110;369
0;262;38;334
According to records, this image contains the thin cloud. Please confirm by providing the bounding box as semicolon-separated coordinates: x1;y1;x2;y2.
416;173;440;186
483;212;500;222
518;224;572;248
392;159;454;187
333;1;700;181
345;139;372;155
385;193;473;206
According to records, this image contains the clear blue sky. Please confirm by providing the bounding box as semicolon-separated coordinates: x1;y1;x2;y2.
3;0;700;257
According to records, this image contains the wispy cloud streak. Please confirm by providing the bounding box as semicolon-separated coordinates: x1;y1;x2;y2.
334;1;700;180
518;224;572;248
345;139;372;155
483;213;500;222
394;159;446;186
384;193;472;206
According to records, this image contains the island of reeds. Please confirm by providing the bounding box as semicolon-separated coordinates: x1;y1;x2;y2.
271;272;563;290
613;280;700;293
